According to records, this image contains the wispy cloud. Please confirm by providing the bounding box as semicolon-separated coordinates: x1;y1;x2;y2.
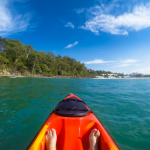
122;59;138;63
79;3;150;35
74;8;86;14
64;22;74;29
0;0;35;36
84;59;138;66
117;64;131;67
116;59;139;67
65;41;78;49
84;59;115;64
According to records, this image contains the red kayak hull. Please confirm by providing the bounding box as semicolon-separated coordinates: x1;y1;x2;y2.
27;94;119;150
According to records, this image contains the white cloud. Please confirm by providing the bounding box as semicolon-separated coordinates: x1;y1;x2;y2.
80;3;150;35
0;0;34;36
74;8;86;14
84;59;138;65
122;59;139;63
64;22;74;29
117;64;131;67
65;41;78;49
84;59;115;64
116;59;139;67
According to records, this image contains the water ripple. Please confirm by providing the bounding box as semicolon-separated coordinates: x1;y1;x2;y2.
0;78;150;149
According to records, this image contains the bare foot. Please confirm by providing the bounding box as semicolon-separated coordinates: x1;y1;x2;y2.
45;128;57;150
89;129;100;150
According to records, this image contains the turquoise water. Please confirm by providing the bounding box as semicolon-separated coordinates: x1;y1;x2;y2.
0;78;150;150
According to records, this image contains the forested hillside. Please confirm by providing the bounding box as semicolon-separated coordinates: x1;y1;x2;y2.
0;36;114;77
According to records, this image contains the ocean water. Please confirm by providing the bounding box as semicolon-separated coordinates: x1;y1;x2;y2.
0;77;150;150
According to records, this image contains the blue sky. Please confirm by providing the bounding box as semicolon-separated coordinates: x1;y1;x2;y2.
0;0;150;74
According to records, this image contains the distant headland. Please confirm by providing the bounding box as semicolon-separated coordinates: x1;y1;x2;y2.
0;36;150;79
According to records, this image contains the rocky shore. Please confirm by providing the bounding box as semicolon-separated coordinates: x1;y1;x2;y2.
0;69;88;79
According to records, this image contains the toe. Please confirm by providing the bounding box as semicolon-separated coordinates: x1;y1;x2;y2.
46;134;48;140
91;129;97;136
48;130;52;137
95;130;100;137
51;128;56;137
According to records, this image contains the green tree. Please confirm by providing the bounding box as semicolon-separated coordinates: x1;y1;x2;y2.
4;39;26;64
25;45;34;60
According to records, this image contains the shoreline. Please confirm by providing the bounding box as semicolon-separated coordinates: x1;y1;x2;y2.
0;74;90;79
0;74;150;79
93;77;150;79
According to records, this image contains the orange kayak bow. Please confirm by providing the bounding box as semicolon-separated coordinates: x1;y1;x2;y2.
27;94;119;150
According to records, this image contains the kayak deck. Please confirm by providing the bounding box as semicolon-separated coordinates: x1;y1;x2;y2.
27;94;119;150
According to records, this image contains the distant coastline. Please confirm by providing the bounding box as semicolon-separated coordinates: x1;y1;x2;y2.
0;73;89;79
0;36;125;79
1;36;149;79
0;68;150;79
93;77;150;79
1;74;150;79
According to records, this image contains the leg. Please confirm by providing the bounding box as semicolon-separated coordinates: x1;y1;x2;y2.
45;128;57;150
89;129;100;150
